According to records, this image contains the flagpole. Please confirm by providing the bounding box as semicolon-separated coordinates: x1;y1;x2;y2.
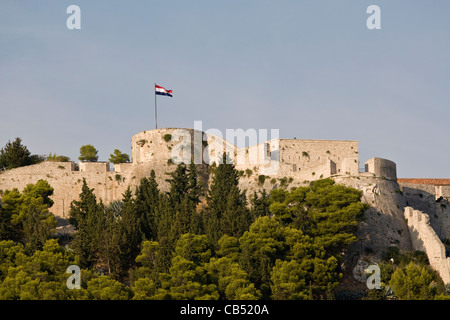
154;83;158;129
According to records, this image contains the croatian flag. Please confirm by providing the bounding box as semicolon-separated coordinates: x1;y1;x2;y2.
155;84;173;97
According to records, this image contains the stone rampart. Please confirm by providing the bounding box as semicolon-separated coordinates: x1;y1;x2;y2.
365;157;397;180
0;128;397;220
0;161;132;218
404;207;450;284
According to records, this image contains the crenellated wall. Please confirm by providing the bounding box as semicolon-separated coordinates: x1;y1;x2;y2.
404;207;450;284
0;128;396;219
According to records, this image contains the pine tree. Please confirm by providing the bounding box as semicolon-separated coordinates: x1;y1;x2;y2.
205;153;248;247
0;180;57;250
166;163;189;208
222;185;252;238
164;163;204;242
69;179;105;269
0;138;32;170
116;187;143;275
187;162;203;208
135;170;160;240
250;189;270;219
69;178;98;229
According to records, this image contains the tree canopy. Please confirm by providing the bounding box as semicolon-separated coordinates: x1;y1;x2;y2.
0;138;43;170
78;145;99;162
109;149;130;164
1;161;448;301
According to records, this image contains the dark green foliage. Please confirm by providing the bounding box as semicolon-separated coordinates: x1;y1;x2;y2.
269;178;368;258
4;160;433;301
78;144;98;162
163;134;172;142
46;153;70;162
250;190;270;219
0;138;41;170
135;170;160;240
69;179;105;269
0;180;57;250
205;153;252;247
109;149;130;164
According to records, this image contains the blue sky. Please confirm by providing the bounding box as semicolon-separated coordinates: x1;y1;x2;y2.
1;1;449;178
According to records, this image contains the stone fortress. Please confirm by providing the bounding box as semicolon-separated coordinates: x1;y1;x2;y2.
0;128;449;285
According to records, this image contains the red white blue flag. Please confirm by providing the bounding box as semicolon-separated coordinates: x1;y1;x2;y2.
155;84;173;97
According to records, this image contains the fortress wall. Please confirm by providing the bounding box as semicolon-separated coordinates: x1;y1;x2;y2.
275;139;358;179
398;181;450;200
234;141;278;177
131;129;185;164
0;161;131;218
131;128;234;166
404;207;450;284
132;130;361;183
79;161;110;172
365;157;397;180
398;182;450;240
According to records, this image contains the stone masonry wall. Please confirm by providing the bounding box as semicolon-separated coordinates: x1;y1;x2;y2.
398;182;450;240
0;161;131;218
365;157;397;180
0;128;390;222
404;207;450;284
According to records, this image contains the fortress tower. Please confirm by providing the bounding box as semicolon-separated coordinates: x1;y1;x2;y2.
0;128;397;217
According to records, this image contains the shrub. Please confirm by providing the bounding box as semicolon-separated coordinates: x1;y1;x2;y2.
258;175;266;186
163;134;172;142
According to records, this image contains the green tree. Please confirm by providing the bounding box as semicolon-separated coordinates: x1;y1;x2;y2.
0;138;33;170
0;239;81;300
174;233;212;265
222;184;253;238
205;256;261;300
96;190;143;280
270;259;310;300
134;241;167;283
69;179;105;268
165;163;204;241
46;153;70;162
109;149;130;164
135;170;160;240
389;262;442;300
269;178;368;258
238;216;286;291
78;144;99;162
187;162;203;207
87;275;133;300
0;180;57;250
250;190;270;219
0;199;14;241
132;278;161;300
238;216;341;299
205;153;249;247
116;188;143;275
166;163;189;208
154;234;219;300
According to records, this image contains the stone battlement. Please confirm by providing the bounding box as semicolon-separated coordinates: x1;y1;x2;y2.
0;128;398;217
404;207;450;284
